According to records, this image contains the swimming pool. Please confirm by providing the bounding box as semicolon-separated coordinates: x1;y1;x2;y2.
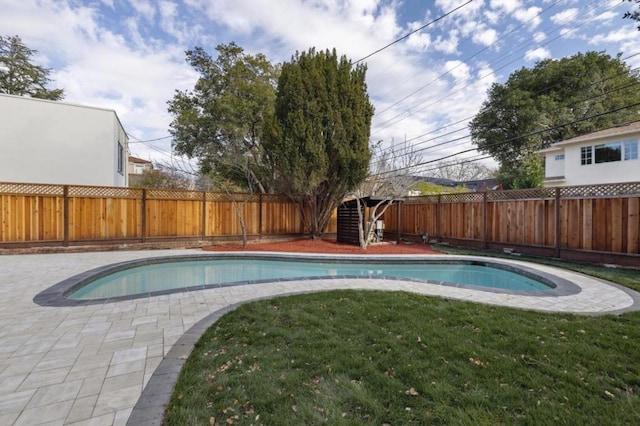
34;253;581;306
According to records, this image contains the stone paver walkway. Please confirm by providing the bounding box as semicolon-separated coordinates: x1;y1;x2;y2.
0;249;638;425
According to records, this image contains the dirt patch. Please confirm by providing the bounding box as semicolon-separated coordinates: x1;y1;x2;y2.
202;238;443;255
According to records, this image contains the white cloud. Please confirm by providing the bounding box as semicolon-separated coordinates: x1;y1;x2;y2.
128;0;156;22
436;0;484;19
550;8;578;25
473;28;498;46
484;10;500;25
490;0;521;14
514;6;542;28
592;11;617;22
533;31;546;43
444;60;470;82
590;28;634;45
433;30;460;54
406;31;431;51
525;47;550;62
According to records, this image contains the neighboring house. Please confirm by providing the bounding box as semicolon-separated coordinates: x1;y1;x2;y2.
408;176;499;195
127;156;153;186
539;122;640;187
0;93;129;187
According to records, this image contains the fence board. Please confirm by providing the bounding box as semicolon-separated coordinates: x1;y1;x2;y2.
611;198;623;253
582;199;593;250
629;197;639;253
591;198;605;251
566;199;581;249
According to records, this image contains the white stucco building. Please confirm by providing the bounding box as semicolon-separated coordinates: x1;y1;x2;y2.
539;121;640;187
0;93;128;187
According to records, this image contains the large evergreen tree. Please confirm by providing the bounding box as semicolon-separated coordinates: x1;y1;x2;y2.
263;48;374;239
470;51;640;188
168;43;279;193
0;35;64;100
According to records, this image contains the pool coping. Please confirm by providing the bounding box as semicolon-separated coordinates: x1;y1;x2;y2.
33;253;583;307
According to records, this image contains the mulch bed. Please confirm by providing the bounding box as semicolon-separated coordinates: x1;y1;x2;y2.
202;238;442;255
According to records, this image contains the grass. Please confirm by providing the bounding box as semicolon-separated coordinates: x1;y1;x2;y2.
164;253;640;425
435;245;640;292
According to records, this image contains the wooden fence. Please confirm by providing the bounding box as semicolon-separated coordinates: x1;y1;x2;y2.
2;181;639;265
382;182;640;264
0;182;336;247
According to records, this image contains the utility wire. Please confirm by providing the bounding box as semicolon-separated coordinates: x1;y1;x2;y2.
371;0;619;136
128;135;173;144
370;73;640;167
372;101;640;177
372;0;563;118
352;0;473;65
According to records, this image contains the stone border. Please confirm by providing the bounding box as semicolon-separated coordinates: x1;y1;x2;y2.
33;253;583;307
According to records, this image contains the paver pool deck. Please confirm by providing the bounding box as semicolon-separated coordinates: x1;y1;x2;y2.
0;249;639;425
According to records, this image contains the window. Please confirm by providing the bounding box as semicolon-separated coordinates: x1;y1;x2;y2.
134;163;146;174
554;154;565;160
117;142;124;175
624;139;638;160
594;142;621;163
581;146;592;165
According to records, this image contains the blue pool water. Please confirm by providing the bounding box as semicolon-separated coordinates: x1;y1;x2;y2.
68;259;551;300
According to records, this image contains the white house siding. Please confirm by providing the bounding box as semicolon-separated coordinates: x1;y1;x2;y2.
544;151;565;179
540;123;640;187
0;94;128;187
561;143;639;186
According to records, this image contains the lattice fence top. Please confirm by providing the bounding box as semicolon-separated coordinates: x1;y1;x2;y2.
260;193;291;203
403;181;640;203
487;187;555;201
145;189;202;200
0;182;64;196
560;182;640;198
2;181;639;202
441;192;485;203
68;186;143;199
403;195;440;204
206;192;261;202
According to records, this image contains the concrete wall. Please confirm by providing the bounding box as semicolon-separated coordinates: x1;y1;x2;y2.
0;94;128;187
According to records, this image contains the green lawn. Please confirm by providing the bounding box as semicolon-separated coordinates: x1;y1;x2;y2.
164;253;640;425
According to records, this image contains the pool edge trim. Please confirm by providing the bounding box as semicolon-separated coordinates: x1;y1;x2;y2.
34;253;581;307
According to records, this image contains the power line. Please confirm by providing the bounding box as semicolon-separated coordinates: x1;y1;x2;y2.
352;0;473;65
372;101;640;177
371;0;564;118
128;135;173;144
371;0;619;137
370;72;640;168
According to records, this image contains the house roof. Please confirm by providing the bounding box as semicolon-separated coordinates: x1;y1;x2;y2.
0;93;128;140
128;156;152;164
539;121;640;153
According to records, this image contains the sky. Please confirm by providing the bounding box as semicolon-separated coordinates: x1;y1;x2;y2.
2;0;639;176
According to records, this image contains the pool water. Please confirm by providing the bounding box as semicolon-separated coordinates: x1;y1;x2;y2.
68;259;551;300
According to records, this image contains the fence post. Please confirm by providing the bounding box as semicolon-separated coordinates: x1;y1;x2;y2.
396;201;402;243
202;190;207;241
141;189;147;243
483;191;488;249
554;187;561;258
259;193;263;239
63;185;69;247
436;194;441;240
